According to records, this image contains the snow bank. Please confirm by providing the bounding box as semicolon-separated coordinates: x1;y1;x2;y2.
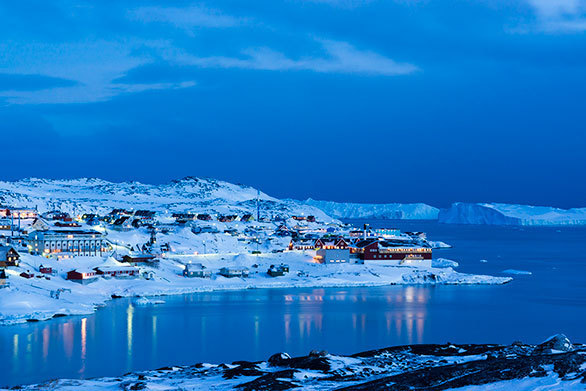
439;202;586;226
302;199;439;220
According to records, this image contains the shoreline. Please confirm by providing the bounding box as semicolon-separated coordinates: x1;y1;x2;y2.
3;335;581;390
0;270;512;326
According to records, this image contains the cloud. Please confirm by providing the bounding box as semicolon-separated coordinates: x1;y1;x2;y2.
0;73;78;91
165;39;418;76
525;0;586;32
129;6;244;29
0;40;196;104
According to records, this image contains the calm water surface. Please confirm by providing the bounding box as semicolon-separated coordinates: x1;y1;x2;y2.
1;221;585;387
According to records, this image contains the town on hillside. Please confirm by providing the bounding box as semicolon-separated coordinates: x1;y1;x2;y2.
0;205;435;287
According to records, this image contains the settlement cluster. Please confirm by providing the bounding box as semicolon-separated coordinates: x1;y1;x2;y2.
0;206;433;286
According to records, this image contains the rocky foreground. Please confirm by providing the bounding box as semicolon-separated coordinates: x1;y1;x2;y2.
6;335;586;390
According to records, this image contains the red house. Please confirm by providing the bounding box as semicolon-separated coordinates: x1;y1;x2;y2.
94;266;139;278
314;237;349;250
351;239;432;261
67;269;98;284
39;265;54;274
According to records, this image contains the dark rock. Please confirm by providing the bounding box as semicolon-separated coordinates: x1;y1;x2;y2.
309;350;328;357
268;352;291;366
237;369;299;390
223;362;264;379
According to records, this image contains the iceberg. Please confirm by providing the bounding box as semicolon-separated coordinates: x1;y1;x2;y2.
439;202;586;226
302;199;439;220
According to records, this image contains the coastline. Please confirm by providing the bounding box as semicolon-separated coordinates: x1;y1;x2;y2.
4;335;582;390
0;251;511;326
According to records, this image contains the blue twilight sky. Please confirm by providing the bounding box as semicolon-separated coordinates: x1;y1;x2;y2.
0;0;585;208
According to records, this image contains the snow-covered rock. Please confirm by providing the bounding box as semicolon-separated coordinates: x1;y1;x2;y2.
439;202;586;226
8;338;586;390
301;199;439;220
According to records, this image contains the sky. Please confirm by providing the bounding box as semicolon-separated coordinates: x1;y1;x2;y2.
0;0;585;208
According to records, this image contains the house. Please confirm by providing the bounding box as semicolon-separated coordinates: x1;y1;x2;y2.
94;266;139;279
28;229;108;258
219;267;249;278
218;215;237;222
31;218;50;231
39;265;54;275
288;238;315;250
81;213;98;221
314;248;350;264
197;214;212;221
314;237;349;250
350;239;432;263
20;270;35;279
306;215;316;222
67;269;99;284
111;216;133;231
134;210;156;220
183;263;211;278
267;264;289;277
0;208;38;219
274;225;293;237
173;213;197;223
193;226;220;234
105;209;132;223
43;211;70;221
292;216;306;221
0;219;11;230
86;217;101;226
54;221;81;228
122;253;157;265
0;246;20;267
240;214;254;222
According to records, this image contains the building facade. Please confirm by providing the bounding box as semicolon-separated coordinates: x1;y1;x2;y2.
28;229;108;258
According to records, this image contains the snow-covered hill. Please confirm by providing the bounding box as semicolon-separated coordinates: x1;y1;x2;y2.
302;199;439;220
439;202;586;226
0;177;333;222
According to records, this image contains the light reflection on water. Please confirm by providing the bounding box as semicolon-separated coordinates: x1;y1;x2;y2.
1;285;435;387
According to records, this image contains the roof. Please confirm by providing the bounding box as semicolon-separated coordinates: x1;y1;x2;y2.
68;268;96;275
0;246;18;257
185;263;205;271
94;266;139;272
353;239;379;248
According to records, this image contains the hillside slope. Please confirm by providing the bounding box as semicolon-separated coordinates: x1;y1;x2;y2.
0;177;333;222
